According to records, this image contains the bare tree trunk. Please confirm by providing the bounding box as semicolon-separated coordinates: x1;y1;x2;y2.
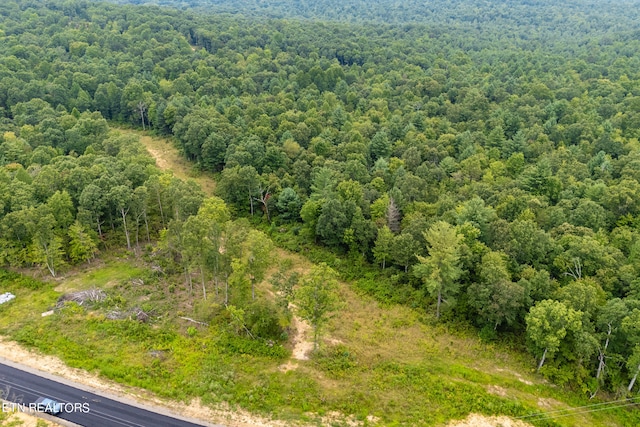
42;242;56;277
436;290;442;319
629;363;640;392
537;348;548;372
144;212;150;243
137;101;147;130
96;215;103;239
248;187;254;215
254;186;271;221
200;266;207;301
134;216;140;248
596;324;612;380
156;189;165;227
120;208;131;250
387;197;401;233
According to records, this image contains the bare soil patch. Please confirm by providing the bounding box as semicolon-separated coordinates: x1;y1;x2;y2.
447;413;534;427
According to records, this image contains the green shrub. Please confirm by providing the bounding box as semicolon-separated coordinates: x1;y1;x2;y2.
245;300;286;341
313;344;359;377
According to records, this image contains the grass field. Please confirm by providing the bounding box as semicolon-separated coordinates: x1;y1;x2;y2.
1;129;639;427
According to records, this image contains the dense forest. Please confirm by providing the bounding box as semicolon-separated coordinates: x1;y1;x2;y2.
2;0;640;404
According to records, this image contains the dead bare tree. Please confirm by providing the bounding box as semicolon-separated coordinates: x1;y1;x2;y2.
137;101;147;130
564;258;582;280
387;197;401;233
253;185;271;221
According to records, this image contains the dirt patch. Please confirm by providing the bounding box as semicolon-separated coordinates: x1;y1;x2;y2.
493;368;534;386
291;315;314;361
278;314;314;372
487;385;508;397
146;146;171;170
447;413;534;427
537;397;563;409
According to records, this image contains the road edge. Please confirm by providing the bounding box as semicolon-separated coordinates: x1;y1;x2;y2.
0;357;223;427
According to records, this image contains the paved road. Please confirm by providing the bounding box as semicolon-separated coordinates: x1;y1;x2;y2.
0;363;216;427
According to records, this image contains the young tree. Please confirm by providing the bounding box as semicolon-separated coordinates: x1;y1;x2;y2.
67;221;98;264
623;309;640;391
627;345;640;392
277;187;302;221
526;299;582;371
391;232;419;272
316;199;349;247
373;226;394;269
594;298;628;382
296;263;340;351
79;183;105;238
183;214;210;300
198;197;231;299
414;221;463;318
243;230;274;300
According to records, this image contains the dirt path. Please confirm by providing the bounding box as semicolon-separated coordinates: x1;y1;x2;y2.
118;129;217;196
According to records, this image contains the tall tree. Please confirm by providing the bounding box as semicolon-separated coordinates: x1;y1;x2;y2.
414;221;464;318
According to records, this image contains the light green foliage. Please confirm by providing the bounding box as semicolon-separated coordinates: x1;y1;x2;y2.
526;299;583;371
296;263;340;350
373;226;394;269
392;232;419;273
414;221;463;318
242;230;274;300
555;278;606;324
67;221;98;264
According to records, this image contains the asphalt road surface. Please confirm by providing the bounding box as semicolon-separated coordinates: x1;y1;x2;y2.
0;363;215;427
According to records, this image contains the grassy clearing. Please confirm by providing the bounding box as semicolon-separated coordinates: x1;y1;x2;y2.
2;129;638;426
5;255;638;426
55;254;148;293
